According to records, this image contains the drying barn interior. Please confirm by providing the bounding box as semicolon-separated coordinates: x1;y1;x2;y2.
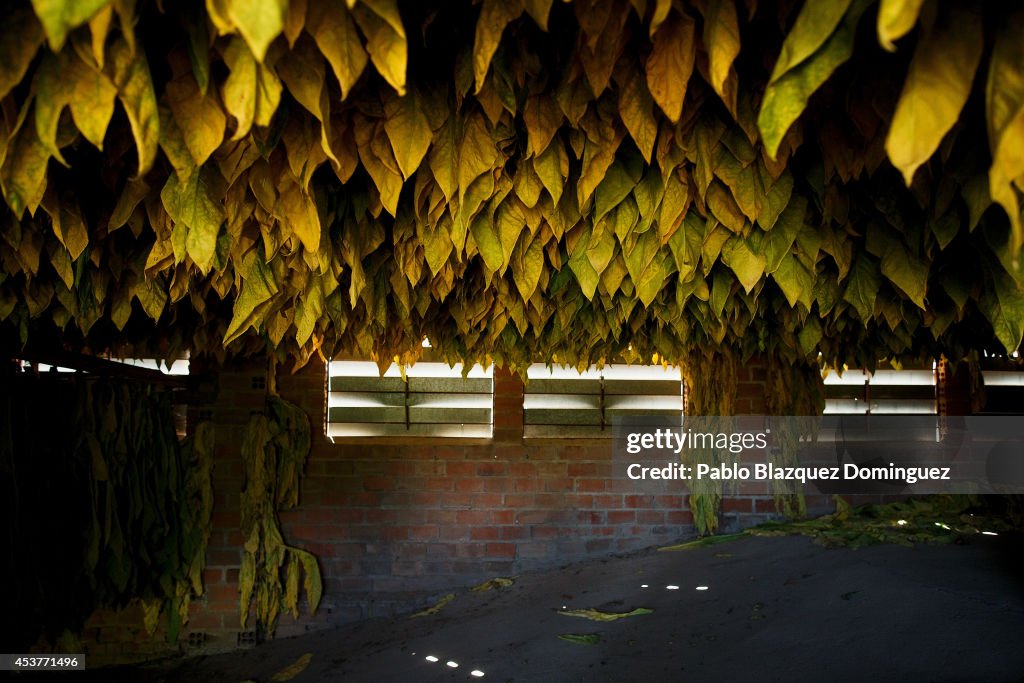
1;0;1023;680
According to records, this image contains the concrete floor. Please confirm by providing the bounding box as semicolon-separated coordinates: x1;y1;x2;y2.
84;533;1024;682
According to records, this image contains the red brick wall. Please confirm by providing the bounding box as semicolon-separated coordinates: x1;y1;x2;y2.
77;355;831;663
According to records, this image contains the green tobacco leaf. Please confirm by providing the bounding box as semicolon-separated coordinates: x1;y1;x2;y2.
559;633;601;645
228;0;286;62
885;4;982;186
843;254;881;321
985;276;1024;354
645;10;696;123
160;167;224;273
224;250;277;344
758;0;868;159
772;253;814;309
721;236;766;293
798;317;822;355
30;0;111;50
769;0;852;83
880;243;928;309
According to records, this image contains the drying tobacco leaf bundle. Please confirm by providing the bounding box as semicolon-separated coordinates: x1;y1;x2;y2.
239;394;322;636
0;0;1019;374
0;371;213;648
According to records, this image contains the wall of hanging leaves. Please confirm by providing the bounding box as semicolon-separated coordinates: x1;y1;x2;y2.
0;370;212;651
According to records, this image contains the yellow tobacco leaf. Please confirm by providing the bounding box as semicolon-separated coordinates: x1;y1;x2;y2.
355;114;404;216
42;189;90;261
702;0;740;115
458;112;500;205
308;1;367;99
106;37;159;176
986;10;1024;255
223;36;283;140
885;4;982;186
410;593;454;618
877;0;925;51
283;0;306;46
512;233;545;301
227;0;286;62
534;140;568;206
524;93;564;158
721;235;766;293
271;653;312;682
166;71;227;167
1;118;50;217
160;166;224;274
471;577;514;592
645;9;696;123
30;0;111;50
615;60;657;163
383;91;432;179
473;0;523;93
352;0;408;96
276;179;321;253
66;52;119;149
524;0;553;30
558;607;653;622
87;5;112;67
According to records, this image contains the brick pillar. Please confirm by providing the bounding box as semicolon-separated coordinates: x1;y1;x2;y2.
734;357;769;415
937;358;974;416
492;368;524;441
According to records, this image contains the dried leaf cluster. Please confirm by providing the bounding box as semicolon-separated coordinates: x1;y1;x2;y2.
0;0;1021;375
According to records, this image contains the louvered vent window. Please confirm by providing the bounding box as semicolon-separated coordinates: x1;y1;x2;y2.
523;363;684;437
327;360;493;438
979;368;1024;414
823;366;937;415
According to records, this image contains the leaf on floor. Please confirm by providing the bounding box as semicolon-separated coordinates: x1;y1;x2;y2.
471;577;515;592
410;593;454;618
658;532;746;551
558;607;653;622
558;633;602;645
270;652;313;682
